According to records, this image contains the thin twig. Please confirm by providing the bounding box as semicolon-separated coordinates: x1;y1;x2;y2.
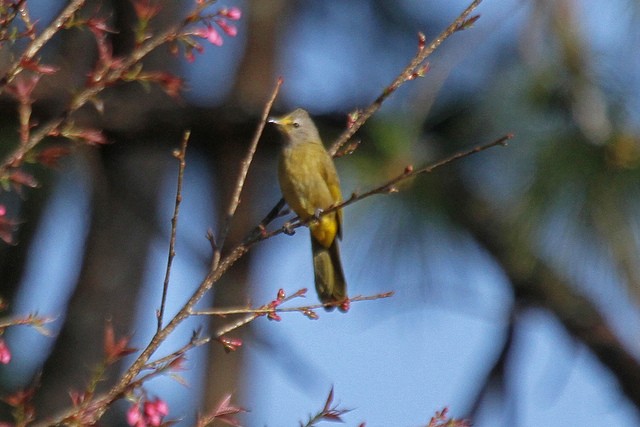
91;82;287;420
17;0;37;42
214;77;283;267
98;244;250;418
0;0;212;175
213;313;257;338
36;334;213;427
0;0;87;89
157;131;190;332
329;0;483;156
258;134;513;243
347;133;514;202
193;292;395;317
141;333;210;372
204;292;394;342
0;314;54;331
253;0;485;235
244;198;286;244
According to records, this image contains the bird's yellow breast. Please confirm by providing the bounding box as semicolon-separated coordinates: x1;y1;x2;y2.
278;140;342;248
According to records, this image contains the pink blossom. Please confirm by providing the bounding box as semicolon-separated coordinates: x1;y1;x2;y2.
143;398;169;426
0;339;11;364
215;18;237;37
206;25;223;46
194;25;223;46
154;399;169;416
267;311;282;321
219;336;243;353
220;7;242;20
126;403;144;427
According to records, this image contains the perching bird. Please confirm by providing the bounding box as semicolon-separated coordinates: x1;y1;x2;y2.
270;108;348;310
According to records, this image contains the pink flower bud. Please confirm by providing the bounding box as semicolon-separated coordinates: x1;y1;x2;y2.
221;7;242;20
154;399;169;416
126;403;144;426
206;25;223;46
219;336;243;352
215;18;237;37
0;339;11;364
267;311;282;321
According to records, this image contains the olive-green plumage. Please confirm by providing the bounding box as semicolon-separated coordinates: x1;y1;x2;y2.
270;108;347;309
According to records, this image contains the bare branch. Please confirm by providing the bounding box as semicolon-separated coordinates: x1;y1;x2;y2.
259;134;513;243
214;77;283;266
198;291;394;347
252;0;486;239
157;131;191;332
0;0;215;175
0;0;87;89
329;0;483;156
192;292;395;318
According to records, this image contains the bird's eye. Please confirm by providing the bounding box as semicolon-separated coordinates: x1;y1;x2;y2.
292;121;300;128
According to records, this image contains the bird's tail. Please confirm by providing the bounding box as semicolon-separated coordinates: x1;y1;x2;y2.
311;235;347;311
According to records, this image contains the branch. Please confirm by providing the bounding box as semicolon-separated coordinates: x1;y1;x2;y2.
197;294;395;317
0;0;87;89
0;313;54;333
197;291;394;354
36;333;211;427
157;131;191;332
0;0;221;174
141;332;209;373
258;134;512;243
75;82;285;420
250;0;486;239
214;77;283;265
328;0;483;156
193;291;394;351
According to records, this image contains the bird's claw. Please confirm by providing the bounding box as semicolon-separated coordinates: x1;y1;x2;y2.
283;222;295;236
313;208;324;220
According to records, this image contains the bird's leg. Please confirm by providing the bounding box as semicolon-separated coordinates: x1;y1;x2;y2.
283;221;296;236
313;208;324;220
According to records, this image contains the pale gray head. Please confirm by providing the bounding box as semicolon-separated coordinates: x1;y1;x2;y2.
269;108;322;145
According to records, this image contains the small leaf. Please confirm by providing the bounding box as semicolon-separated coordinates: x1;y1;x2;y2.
103;322;137;364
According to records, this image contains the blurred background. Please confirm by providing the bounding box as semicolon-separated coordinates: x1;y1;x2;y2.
1;0;640;425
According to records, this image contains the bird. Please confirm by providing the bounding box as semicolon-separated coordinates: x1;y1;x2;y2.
269;108;348;310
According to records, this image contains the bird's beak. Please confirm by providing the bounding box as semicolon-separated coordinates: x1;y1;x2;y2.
269;115;293;138
268;114;292;126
